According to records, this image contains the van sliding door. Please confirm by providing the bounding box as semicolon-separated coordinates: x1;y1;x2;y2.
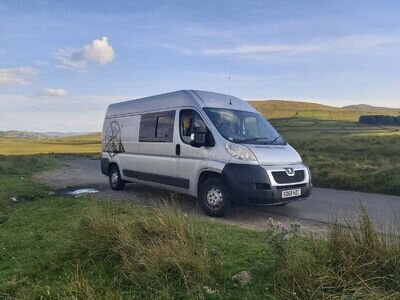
121;110;186;189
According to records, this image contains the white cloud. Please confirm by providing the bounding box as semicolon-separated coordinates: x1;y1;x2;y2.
55;37;115;70
161;34;399;59
36;88;68;98
81;37;114;64
0;67;37;85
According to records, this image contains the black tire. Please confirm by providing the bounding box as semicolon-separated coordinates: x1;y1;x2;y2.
199;177;231;217
109;164;125;191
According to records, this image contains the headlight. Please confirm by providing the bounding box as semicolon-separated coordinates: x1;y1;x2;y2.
225;142;257;161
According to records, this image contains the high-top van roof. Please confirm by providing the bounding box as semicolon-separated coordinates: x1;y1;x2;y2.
106;90;257;118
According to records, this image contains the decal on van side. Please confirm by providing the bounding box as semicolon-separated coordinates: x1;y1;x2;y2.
104;121;125;157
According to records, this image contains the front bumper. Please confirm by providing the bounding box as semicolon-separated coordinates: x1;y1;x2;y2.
222;163;312;205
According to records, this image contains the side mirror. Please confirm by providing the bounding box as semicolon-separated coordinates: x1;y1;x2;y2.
190;129;206;148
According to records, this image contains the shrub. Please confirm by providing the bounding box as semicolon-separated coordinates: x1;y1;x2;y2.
359;115;400;126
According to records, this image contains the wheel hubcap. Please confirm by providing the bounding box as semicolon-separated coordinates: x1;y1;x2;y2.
206;187;223;210
111;171;119;186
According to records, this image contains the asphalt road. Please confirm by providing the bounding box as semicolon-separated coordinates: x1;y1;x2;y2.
35;157;400;232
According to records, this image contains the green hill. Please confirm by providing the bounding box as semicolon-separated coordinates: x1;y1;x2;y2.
249;100;400;121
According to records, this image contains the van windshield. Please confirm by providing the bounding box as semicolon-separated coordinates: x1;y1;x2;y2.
204;107;285;145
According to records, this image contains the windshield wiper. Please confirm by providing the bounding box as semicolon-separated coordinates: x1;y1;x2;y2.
236;137;269;144
268;135;283;144
236;136;283;145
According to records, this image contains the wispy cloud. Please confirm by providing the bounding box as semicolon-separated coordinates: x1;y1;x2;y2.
0;67;37;86
161;34;399;59
55;37;115;70
36;88;68;98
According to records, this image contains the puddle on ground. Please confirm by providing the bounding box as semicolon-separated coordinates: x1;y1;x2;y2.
66;188;99;197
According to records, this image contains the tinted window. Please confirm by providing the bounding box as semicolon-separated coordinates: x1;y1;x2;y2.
139;111;175;142
180;109;208;144
139;114;156;141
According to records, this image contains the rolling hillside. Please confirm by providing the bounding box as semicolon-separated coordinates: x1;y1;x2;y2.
0;133;101;155
249;100;400;121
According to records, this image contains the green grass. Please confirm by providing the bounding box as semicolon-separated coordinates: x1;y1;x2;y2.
1;155;400;299
291;135;400;195
0;196;275;299
0;155;275;298
274;206;400;299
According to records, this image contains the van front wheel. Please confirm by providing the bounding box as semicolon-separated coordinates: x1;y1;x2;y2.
199;178;231;217
109;164;125;191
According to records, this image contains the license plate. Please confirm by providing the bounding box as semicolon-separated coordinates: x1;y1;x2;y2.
282;188;301;198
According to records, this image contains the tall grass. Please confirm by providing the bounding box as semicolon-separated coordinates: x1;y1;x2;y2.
275;206;400;299
72;202;222;299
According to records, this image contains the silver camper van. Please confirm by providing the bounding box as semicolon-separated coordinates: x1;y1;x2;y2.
101;90;311;217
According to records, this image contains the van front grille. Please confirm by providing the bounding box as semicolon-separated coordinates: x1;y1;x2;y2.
272;170;305;184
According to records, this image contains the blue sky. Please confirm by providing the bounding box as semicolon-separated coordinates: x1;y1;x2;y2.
1;0;400;131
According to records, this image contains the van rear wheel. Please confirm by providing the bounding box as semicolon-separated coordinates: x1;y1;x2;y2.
109;164;125;191
199;178;231;217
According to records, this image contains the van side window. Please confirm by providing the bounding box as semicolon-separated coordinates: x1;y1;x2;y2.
180;109;208;144
139;110;175;142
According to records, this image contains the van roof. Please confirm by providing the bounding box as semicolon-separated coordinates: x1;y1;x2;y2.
106;90;257;117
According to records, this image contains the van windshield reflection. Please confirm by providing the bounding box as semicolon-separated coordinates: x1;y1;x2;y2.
204;107;285;145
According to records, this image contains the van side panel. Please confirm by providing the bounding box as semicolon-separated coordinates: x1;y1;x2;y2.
112;111;188;193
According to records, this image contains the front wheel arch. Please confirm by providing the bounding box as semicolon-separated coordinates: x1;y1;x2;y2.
197;170;231;198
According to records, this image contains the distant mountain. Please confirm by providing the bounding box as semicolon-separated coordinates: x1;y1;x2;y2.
0;131;48;139
342;104;397;110
0;130;95;139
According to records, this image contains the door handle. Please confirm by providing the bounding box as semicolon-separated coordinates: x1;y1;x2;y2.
175;144;181;156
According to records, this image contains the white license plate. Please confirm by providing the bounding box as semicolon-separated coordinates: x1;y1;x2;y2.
282;188;301;198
